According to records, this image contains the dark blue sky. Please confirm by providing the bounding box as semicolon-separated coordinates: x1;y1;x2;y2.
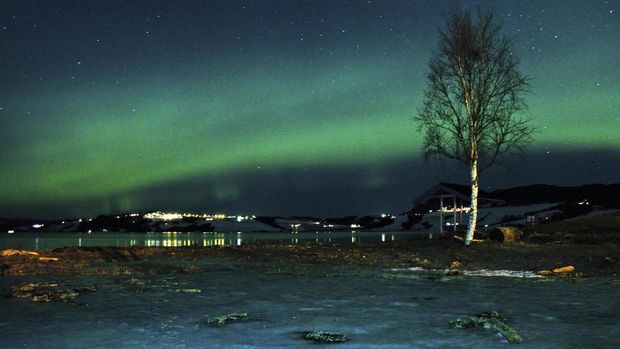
1;0;619;218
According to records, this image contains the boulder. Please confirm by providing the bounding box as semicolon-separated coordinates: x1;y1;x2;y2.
489;226;521;243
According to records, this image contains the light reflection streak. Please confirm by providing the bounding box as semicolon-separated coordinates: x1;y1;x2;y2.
2;231;436;250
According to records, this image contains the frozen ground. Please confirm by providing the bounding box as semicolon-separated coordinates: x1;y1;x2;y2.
1;258;619;348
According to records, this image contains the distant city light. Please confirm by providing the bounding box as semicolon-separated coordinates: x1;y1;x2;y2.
143;211;254;222
143;212;183;220
32;224;44;228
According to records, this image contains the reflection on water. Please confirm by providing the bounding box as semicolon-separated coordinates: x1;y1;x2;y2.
145;233;227;247
0;231;437;250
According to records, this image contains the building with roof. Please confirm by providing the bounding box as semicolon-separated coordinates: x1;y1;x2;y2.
409;182;505;233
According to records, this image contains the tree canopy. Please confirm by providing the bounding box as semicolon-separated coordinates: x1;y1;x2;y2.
417;10;533;172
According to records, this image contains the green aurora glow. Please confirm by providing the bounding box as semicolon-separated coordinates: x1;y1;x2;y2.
0;0;618;217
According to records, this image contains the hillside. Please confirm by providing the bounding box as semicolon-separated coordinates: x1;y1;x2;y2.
523;210;620;244
490;183;620;208
2;183;620;234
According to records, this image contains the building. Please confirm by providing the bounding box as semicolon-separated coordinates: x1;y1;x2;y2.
409;182;505;233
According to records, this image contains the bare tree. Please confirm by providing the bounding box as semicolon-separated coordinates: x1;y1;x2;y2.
416;9;534;246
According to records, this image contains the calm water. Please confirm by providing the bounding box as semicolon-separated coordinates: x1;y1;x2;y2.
0;230;438;250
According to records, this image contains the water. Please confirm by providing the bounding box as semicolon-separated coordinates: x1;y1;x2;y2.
0;231;438;250
1;258;619;348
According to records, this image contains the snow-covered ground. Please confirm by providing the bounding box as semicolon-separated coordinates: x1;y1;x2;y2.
371;214;410;231
10;201;610;234
212;220;283;232
410;203;562;231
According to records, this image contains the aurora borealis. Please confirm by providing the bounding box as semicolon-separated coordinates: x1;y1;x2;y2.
1;0;619;219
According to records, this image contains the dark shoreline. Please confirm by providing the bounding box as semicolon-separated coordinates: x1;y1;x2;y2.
2;240;619;278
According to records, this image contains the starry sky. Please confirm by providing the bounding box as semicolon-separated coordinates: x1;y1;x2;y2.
1;0;619;219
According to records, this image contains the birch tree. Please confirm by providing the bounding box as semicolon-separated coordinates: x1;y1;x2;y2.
416;10;534;245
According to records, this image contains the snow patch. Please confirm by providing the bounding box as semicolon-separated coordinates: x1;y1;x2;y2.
391;267;543;278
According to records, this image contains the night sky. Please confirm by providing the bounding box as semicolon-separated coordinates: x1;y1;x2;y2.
1;0;619;219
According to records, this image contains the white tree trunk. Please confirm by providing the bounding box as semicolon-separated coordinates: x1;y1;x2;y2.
465;158;479;246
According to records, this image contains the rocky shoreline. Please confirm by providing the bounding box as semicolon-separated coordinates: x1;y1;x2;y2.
2;240;619;278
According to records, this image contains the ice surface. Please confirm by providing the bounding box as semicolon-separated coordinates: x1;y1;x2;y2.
392;267;544;278
1;258;619;348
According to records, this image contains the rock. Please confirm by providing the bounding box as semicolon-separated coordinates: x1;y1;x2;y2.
1;249;39;257
38;257;60;262
489;226;521;243
537;266;577;277
414;258;432;267
302;331;349;344
553;265;575;274
451;309;521;344
446;269;462;276
55;290;80;302
14;282;58;293
7;282;95;303
206;313;249;326
536;270;554;276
